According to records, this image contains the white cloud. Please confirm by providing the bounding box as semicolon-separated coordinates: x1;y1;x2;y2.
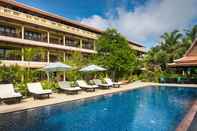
81;15;109;30
80;0;197;47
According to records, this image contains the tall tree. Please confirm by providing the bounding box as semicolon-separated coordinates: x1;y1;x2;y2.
161;30;182;53
95;28;138;80
185;25;197;42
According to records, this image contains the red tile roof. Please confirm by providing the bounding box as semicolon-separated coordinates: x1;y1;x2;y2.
168;39;197;67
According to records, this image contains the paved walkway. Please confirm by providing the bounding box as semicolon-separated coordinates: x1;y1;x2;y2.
0;82;197;114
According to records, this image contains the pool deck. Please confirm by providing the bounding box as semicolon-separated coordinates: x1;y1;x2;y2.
0;82;197;114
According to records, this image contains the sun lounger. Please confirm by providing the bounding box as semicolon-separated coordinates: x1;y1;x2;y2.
104;78;122;88
27;82;52;99
0;84;22;103
58;81;81;95
93;79;112;89
76;80;98;92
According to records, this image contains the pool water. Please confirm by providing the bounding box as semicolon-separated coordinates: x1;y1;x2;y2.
0;86;197;131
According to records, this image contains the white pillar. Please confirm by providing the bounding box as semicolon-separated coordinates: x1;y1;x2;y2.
47;32;50;43
47;32;50;63
21;26;24;82
80;39;83;48
63;35;65;46
63;35;66;81
21;26;24;40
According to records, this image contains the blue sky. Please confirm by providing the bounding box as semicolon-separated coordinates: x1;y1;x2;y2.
17;0;147;19
17;0;197;48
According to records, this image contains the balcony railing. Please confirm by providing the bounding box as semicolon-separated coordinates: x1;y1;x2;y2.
50;38;64;45
0;35;97;54
0;6;98;39
24;35;47;42
0;31;21;38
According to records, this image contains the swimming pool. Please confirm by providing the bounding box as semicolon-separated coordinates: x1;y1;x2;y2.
0;86;197;131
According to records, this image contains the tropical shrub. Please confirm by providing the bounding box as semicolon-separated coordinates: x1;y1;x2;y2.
15;82;28;96
0;65;22;84
41;80;59;91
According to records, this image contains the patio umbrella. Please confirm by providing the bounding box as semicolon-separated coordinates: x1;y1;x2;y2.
41;62;71;72
79;64;107;72
79;64;107;81
41;62;72;80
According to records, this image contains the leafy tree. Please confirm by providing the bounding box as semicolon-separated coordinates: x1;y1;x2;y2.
160;30;182;62
64;51;88;81
143;24;197;82
153;50;168;70
94;28;139;80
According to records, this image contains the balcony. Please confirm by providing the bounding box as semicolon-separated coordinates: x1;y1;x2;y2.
82;39;94;50
0;60;47;68
0;6;98;40
49;33;64;45
0;35;97;54
0;25;21;38
24;30;47;43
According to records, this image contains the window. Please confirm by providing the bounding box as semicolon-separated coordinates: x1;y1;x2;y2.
0;24;19;38
24;29;47;42
49;33;63;45
82;39;94;50
65;35;80;47
0;47;21;60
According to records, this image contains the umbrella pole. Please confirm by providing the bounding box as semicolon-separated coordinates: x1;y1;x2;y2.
63;72;66;81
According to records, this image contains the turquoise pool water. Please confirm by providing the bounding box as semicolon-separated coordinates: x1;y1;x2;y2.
0;86;197;131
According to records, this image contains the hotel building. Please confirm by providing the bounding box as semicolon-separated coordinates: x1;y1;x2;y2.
0;0;145;68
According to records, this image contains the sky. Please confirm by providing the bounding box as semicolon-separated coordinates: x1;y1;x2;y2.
16;0;197;48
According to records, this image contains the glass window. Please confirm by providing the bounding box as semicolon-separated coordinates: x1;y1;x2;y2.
65;35;80;47
0;47;21;61
24;29;47;42
82;39;94;50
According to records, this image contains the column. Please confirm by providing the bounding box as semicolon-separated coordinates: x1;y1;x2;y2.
93;40;96;51
21;26;25;82
63;35;66;62
63;35;66;46
63;35;66;80
21;26;24;40
21;48;24;61
47;32;50;43
47;32;50;63
80;39;83;48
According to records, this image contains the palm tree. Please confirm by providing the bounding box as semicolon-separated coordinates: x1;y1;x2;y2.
161;30;182;50
161;30;183;62
185;25;197;42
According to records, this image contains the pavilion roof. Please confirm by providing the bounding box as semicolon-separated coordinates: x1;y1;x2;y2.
168;39;197;67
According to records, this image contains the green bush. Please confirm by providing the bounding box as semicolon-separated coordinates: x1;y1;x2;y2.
41;80;59;91
15;82;28;96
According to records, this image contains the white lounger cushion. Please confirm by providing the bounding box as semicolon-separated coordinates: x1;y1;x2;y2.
76;80;98;88
27;82;52;95
104;78;122;85
0;84;22;99
93;79;112;86
58;81;81;91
